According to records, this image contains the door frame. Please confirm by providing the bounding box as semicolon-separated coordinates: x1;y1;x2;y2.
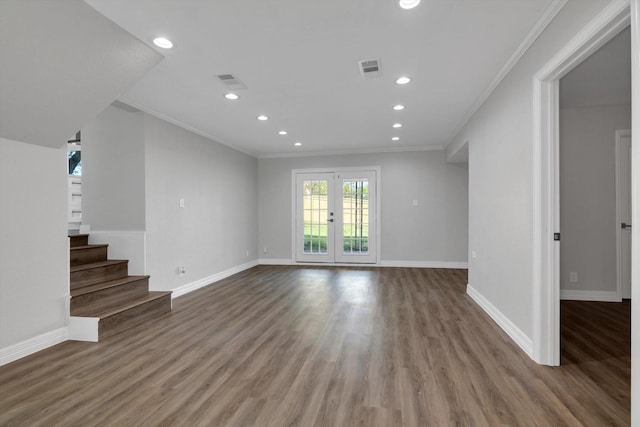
616;129;632;299
291;166;381;265
532;0;631;366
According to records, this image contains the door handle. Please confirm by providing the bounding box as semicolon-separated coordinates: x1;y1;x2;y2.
622;222;632;229
327;219;334;223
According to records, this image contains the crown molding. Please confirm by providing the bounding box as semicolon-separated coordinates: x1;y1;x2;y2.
258;144;444;159
117;96;258;158
445;0;568;150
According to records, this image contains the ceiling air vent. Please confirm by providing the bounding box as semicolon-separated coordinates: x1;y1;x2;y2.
216;73;247;90
358;58;382;78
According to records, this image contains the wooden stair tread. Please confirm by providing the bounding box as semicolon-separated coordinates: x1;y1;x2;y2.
67;232;172;340
71;275;150;297
70;244;109;251
70;259;128;273
71;291;172;318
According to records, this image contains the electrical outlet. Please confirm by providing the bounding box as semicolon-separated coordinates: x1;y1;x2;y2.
471;250;477;259
263;247;268;253
179;198;185;208
246;250;250;257
412;199;419;207
569;272;577;283
178;266;186;277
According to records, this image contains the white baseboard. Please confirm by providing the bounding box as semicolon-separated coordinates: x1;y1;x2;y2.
258;258;468;269
89;231;146;275
172;260;259;298
380;260;468;269
68;317;99;342
560;289;620;302
466;284;533;358
0;328;68;367
259;258;294;265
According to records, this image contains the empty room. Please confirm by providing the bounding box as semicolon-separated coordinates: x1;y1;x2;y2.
0;0;638;426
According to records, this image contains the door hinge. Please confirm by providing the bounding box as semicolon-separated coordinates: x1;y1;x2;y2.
554;233;561;241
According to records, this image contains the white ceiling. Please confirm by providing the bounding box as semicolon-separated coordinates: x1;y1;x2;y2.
86;0;557;157
560;26;631;109
0;1;161;148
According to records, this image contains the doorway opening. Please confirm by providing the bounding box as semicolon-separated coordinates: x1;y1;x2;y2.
533;3;631;366
557;24;631;386
292;167;380;264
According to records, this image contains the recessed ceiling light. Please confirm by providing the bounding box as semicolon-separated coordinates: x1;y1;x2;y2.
279;130;288;135
393;123;402;128
294;142;302;147
399;0;421;9
224;93;239;100
153;37;173;49
392;137;400;141
393;105;405;111
257;115;269;121
396;76;411;85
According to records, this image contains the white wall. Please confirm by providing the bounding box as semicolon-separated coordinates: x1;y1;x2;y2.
82;105;146;231
559;104;631;294
144;115;259;291
450;0;612;339
0;138;68;349
258;150;468;264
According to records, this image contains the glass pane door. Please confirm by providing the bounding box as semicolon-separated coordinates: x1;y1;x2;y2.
296;173;334;262
335;171;377;263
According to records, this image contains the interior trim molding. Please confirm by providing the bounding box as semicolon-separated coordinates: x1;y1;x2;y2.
466;284;533;358
615;129;633;300
259;145;445;159
379;260;468;269
446;0;568;151
171;260;259;299
532;0;631;366
0;327;68;367
560;289;621;302
259;259;468;269
68;317;99;342
117;96;255;157
259;258;296;266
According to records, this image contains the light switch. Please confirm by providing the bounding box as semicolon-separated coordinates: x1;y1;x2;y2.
412;199;418;207
179;198;185;208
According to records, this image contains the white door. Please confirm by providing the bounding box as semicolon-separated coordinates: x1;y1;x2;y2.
335;171;377;263
295;169;378;264
616;130;632;299
296;173;335;262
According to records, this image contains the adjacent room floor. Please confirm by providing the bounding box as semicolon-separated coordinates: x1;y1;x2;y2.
0;266;630;426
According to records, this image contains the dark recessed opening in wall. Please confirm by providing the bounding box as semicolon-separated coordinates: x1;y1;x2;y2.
557;25;630;404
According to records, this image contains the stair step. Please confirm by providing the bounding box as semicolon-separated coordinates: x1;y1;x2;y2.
67;232;173;342
70;260;129;289
69;234;89;247
71;291;172;339
70;244;109;266
90;292;172;339
71;289;170;317
71;275;150;310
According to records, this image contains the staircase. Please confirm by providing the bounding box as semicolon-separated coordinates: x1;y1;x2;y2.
69;234;172;340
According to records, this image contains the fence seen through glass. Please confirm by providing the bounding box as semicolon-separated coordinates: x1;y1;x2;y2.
302;178;370;255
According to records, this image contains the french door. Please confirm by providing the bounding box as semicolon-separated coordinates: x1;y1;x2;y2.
295;169;377;263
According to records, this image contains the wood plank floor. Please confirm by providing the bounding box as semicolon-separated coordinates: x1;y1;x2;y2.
0;266;630;426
